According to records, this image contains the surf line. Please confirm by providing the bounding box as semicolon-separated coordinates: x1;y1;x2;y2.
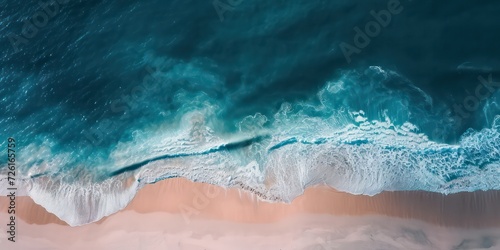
108;134;269;177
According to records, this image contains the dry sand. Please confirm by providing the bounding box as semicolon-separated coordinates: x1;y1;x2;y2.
2;178;500;227
2;178;500;249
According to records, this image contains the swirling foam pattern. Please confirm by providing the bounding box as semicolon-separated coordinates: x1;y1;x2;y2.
1;0;500;226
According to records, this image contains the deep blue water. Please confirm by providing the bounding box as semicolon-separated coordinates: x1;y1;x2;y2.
1;0;500;225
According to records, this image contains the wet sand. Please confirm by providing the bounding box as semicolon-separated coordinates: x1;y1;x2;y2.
2;178;500;227
1;178;500;249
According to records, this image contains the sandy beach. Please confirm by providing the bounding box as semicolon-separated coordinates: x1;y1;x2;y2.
2;178;500;249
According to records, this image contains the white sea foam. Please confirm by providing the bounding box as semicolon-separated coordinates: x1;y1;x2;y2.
2;113;498;226
2;67;499;226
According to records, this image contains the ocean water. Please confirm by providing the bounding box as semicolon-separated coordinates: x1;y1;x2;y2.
1;0;500;226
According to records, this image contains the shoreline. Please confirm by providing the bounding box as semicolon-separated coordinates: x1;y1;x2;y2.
1;177;500;228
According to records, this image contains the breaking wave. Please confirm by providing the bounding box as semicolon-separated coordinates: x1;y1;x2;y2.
1;67;499;226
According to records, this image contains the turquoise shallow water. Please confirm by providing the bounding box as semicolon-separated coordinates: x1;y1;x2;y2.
0;0;500;225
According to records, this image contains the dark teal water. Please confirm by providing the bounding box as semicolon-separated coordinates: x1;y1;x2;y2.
1;0;500;225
